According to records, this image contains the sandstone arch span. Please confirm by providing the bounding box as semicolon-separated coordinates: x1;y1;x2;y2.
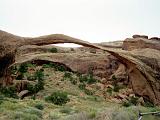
0;30;160;105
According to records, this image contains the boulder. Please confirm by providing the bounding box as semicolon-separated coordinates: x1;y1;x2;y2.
132;34;141;38
18;90;29;98
149;37;159;40
140;35;148;39
132;34;148;39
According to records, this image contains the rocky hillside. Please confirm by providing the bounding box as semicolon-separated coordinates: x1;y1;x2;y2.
0;31;160;120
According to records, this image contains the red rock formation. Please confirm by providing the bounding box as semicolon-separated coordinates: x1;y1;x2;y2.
122;37;160;51
0;30;160;105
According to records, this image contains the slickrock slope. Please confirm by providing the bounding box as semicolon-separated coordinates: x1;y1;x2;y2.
0;30;160;105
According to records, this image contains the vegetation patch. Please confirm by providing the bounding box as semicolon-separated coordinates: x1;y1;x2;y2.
34;103;44;110
45;91;70;105
0;86;18;98
122;96;139;107
49;47;58;53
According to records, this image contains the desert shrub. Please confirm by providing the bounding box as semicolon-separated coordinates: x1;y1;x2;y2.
79;75;88;83
13;111;40;120
56;65;66;72
64;112;88;120
35;69;44;80
16;73;24;80
19;63;28;73
26;70;45;94
88;109;97;119
13;107;42;120
34;103;44;110
84;89;94;95
26;63;36;68
87;74;97;84
130;96;139;105
106;87;113;95
122;101;132;107
122;96;139;107
49;47;58;53
112;111;134;120
78;83;86;90
27;75;37;81
49;112;60;119
113;84;121;92
26;84;35;93
45;91;70;105
0;86;18;98
79;74;97;84
31;95;36;100
112;75;117;81
42;63;53;68
0;95;5;104
35;70;45;90
11;65;18;75
144;101;154;107
63;72;77;85
70;79;77;85
59;107;72;114
64;72;72;78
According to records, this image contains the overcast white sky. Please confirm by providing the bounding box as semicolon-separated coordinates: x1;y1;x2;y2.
0;0;160;47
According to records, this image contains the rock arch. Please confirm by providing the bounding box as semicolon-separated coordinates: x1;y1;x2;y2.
0;30;160;105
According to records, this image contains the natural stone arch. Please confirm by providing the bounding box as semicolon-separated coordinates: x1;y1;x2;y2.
0;30;160;105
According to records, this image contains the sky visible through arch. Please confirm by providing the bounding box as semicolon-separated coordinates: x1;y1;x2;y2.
0;0;160;47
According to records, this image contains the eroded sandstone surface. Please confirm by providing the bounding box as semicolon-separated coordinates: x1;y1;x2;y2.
0;30;160;105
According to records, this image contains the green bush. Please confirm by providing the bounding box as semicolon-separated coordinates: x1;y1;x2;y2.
144;101;154;107
0;86;18;98
34;103;44;110
11;65;18;75
122;96;139;107
130;96;139;105
26;70;45;94
71;79;77;85
79;74;97;84
26;63;36;68
88;109;97;119
112;75;117;81
42;63;53;68
13;111;40;120
56;65;66;72
16;73;24;80
87;75;97;84
45;91;70;105
59;107;72;114
122;101;131;107
19;63;28;73
35;70;45;90
0;95;5;104
26;84;35;93
79;75;88;83
106;88;113;95
35;69;44;80
113;84;121;92
11;107;42;120
78;83;86;90
64;72;72;78
49;48;58;53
